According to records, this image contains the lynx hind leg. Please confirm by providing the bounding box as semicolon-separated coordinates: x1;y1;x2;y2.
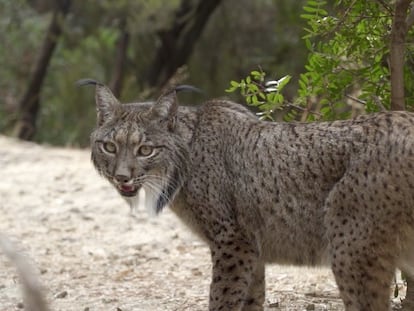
330;243;395;311
324;178;400;311
398;244;414;310
209;238;263;311
402;274;414;310
243;261;265;311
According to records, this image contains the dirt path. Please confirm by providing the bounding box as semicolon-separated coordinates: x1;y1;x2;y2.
0;136;403;310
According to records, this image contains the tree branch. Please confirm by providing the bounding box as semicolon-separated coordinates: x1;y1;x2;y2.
13;0;71;140
146;0;222;91
0;234;49;311
109;17;130;98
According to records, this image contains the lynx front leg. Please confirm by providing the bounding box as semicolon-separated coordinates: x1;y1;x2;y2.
209;239;261;311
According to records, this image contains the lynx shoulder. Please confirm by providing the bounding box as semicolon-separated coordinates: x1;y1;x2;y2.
86;81;414;311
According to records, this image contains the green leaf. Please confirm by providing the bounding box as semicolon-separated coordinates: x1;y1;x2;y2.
251;95;258;105
251;70;263;80
303;6;327;15
301;14;316;20
247;83;259;93
277;75;291;90
305;38;313;50
225;85;238;93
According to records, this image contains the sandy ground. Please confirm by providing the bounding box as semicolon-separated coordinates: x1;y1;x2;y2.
0;135;404;311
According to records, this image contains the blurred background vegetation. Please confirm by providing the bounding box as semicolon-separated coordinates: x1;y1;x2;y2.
1;0;413;146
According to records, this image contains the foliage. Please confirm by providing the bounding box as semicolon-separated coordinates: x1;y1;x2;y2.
226;70;291;120
228;0;414;121
0;0;308;146
299;0;395;118
193;0;307;100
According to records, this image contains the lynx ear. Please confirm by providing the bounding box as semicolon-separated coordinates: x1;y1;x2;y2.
95;84;121;126
150;89;178;131
76;79;120;126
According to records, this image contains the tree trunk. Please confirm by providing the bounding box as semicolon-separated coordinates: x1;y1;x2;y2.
13;0;71;140
389;0;412;111
109;18;130;98
145;0;222;91
391;2;414;308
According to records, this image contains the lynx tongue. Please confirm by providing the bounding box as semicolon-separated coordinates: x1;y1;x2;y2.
119;184;138;196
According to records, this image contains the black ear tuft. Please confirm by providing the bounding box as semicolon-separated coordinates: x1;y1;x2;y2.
174;85;203;94
76;78;120;126
75;78;104;87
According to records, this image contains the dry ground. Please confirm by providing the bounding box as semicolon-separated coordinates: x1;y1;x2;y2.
0;135;404;311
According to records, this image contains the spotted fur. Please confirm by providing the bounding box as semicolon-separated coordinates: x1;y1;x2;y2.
89;82;414;311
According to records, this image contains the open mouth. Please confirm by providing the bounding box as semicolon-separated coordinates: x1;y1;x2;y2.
117;183;140;197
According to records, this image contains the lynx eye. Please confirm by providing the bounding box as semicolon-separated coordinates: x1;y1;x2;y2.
102;141;117;154
137;145;154;157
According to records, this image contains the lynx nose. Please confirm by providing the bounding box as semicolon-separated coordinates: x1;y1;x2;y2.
114;174;131;184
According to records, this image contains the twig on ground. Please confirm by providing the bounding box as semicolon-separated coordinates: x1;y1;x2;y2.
0;234;49;311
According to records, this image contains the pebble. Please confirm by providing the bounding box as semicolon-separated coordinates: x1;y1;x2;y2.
268;300;279;308
55;290;68;298
305;303;315;310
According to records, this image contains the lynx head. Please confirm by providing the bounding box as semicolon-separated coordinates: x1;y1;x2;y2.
82;80;189;214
